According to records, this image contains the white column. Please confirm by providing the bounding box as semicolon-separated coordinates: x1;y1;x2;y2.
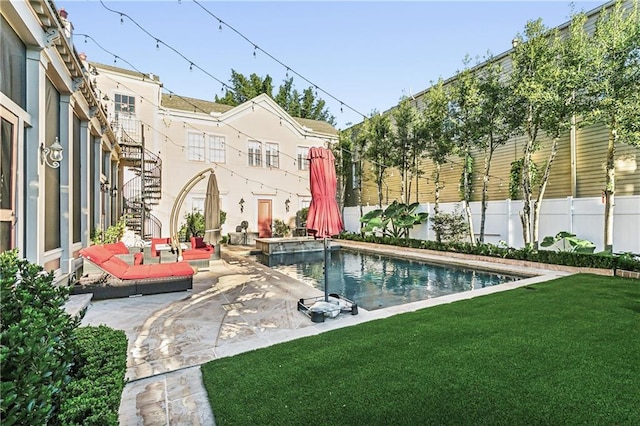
80;121;90;246
59;95;71;273
24;49;45;262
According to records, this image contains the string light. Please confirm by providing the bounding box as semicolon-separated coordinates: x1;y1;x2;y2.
99;2;365;127
156;39;159;50
77;34;344;179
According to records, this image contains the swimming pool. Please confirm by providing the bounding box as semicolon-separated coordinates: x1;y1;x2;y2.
254;249;524;311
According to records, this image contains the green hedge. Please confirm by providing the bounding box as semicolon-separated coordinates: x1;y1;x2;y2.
55;326;128;426
1;250;79;425
338;233;640;272
1;250;128;426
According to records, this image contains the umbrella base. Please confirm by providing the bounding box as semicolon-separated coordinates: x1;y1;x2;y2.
297;294;358;323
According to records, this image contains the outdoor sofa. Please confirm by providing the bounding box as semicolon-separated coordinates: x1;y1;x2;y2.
74;244;195;300
147;236;214;268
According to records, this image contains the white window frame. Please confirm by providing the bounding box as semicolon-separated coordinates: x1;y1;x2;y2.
265;142;279;169
208;135;226;163
297;146;309;171
187;132;206;161
114;93;135;115
248;140;262;167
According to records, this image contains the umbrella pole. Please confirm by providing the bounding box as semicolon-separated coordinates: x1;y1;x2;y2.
324;237;329;302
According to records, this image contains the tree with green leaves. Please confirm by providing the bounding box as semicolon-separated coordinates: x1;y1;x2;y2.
215;69;274;105
216;71;336;125
360;111;394;208
391;97;419;204
476;57;513;243
584;0;640;252
508;18;573;248
449;57;484;245
419;79;455;238
332;129;355;211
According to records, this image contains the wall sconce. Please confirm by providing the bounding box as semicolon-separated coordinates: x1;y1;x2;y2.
100;181;110;193
40;137;64;168
239;197;245;213
285;198;290;212
111;185;118;198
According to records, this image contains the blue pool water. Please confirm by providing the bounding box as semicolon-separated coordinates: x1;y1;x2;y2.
254;249;524;311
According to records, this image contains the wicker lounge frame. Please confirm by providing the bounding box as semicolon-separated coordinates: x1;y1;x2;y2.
74;245;194;300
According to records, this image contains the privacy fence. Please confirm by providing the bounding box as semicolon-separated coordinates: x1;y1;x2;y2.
343;195;640;254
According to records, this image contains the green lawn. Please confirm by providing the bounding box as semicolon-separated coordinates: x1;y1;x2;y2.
202;274;640;425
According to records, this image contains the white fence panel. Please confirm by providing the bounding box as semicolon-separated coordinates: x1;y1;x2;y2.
343;195;639;253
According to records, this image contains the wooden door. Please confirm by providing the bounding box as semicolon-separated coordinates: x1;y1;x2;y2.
0;108;18;251
257;199;272;238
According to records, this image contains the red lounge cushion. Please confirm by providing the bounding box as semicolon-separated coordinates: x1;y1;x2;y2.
80;245;114;266
104;241;129;254
133;252;144;265
99;257;130;278
146;264;175;278
123;265;152;280
170;262;196;276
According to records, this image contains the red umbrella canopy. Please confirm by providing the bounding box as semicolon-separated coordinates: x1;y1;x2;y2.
306;147;344;238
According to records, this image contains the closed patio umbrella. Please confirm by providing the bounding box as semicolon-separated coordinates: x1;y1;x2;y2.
203;172;221;247
306;146;344;301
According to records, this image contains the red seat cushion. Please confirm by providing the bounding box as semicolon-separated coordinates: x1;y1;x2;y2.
122;265;152;280
170;262;196;276
80;245;114;266
104;241;129;254
182;250;211;260
99;257;130;278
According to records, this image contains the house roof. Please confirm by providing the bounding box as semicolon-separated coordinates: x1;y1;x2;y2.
161;94;234;114
93;62;338;136
161;94;338;136
293;117;338;136
90;62;161;82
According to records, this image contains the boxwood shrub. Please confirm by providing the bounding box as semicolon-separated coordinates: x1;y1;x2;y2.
338;233;640;272
1;250;79;425
55;325;127;426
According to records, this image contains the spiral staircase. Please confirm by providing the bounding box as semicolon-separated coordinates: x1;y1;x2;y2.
114;119;162;239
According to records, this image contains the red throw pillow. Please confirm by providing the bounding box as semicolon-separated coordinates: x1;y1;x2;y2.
133;252;144;265
191;236;207;249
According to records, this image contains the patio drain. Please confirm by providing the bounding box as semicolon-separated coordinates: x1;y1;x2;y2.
222;302;244;311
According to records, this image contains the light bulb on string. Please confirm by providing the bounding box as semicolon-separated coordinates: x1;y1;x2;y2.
340;103;344;113
189;63;193;71
120;14;124;24
253;45;257;58
156;39;159;50
218;20;222;31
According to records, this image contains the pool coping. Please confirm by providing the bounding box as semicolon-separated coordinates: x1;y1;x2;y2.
334;239;614;277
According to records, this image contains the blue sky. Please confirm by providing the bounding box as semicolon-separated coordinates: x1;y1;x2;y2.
58;0;605;129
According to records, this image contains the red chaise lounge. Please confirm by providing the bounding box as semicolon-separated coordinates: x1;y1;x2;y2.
74;244;195;300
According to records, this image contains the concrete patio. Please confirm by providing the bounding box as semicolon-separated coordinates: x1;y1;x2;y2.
73;242;570;425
